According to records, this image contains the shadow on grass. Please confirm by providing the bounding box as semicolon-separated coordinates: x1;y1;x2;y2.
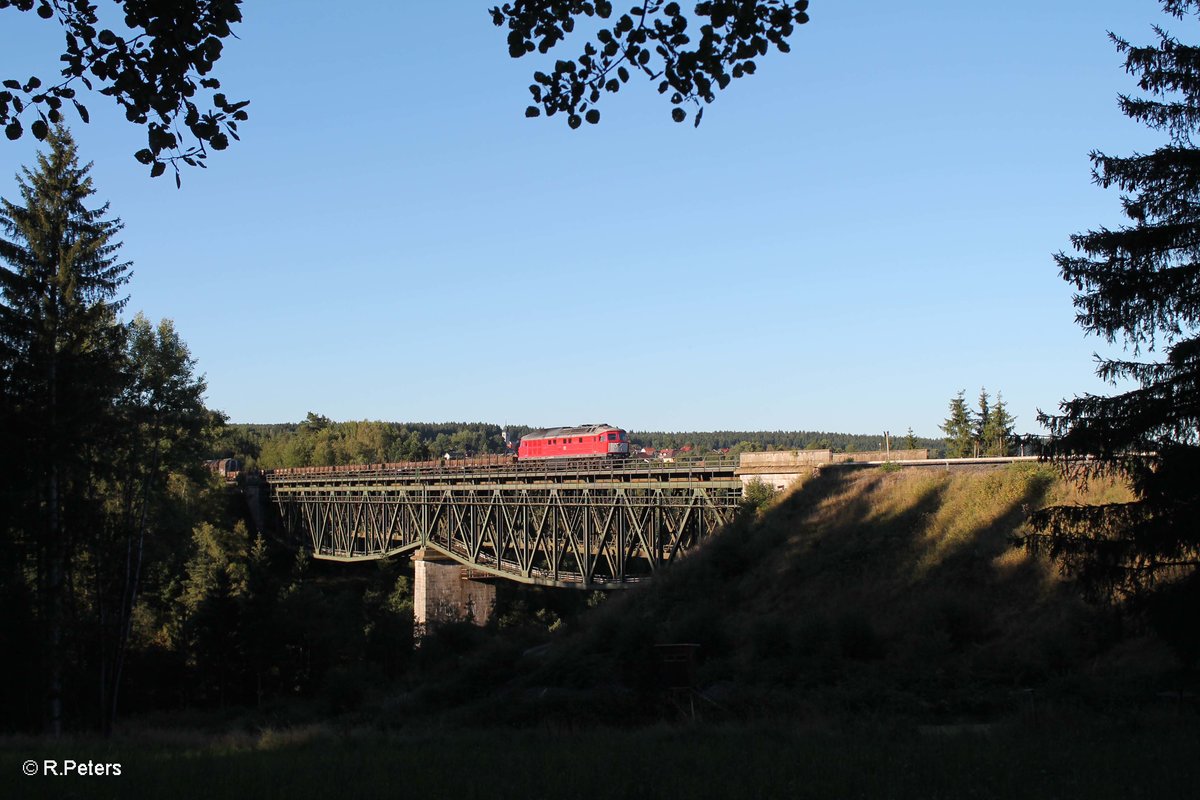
435;464;1184;728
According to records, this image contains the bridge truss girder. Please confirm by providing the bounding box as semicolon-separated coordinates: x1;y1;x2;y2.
273;481;743;588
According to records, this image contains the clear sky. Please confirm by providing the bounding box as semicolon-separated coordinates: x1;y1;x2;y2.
0;1;1176;436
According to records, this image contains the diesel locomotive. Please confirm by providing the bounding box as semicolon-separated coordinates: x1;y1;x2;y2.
516;423;630;460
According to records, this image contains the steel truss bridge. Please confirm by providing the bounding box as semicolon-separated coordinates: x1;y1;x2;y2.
265;458;744;588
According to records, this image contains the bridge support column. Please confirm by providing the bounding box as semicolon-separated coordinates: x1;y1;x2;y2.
242;474;268;533
411;548;495;631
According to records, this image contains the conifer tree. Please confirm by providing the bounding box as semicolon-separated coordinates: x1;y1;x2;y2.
974;389;991;458
982;392;1016;456
1025;1;1200;666
0;125;129;733
940;390;975;458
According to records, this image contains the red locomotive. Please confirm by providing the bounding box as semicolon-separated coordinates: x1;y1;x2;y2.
517;423;630;460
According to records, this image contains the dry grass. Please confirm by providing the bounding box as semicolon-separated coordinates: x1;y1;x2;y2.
495;461;1181;726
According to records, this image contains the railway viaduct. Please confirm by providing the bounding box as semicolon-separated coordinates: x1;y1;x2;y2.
253;448;948;629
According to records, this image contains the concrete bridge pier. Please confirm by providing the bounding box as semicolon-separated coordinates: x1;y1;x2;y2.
411;548;495;631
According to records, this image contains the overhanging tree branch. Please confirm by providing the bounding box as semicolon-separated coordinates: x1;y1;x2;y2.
0;0;247;184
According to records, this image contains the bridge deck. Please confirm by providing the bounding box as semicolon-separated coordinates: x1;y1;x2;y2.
264;455;740;486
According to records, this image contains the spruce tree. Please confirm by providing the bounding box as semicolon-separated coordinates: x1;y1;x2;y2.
1025;1;1200;666
974;388;991;458
940;390;975;458
982;392;1016;456
0;125;129;733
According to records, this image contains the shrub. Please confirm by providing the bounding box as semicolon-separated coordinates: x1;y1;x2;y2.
744;478;778;511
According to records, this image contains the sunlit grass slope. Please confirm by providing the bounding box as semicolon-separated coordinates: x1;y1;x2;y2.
449;463;1174;725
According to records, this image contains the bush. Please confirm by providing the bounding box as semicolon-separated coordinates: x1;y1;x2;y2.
744;478;778;511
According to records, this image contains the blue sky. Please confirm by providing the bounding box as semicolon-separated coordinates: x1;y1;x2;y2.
0;1;1176;436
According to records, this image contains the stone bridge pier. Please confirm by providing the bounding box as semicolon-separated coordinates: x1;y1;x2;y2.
411;548;496;630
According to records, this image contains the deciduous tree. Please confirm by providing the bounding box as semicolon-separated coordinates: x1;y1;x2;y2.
91;313;212;733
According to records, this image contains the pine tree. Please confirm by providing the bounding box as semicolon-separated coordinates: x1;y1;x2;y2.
0;125;129;734
1025;1;1200;667
940;390;975;458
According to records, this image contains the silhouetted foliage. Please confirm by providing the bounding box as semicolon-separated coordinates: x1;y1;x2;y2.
2;2;814;181
0;0;248;183
493;1;810;128
1026;1;1200;667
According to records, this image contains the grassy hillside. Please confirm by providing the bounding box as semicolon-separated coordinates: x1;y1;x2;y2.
4;464;1195;799
393;462;1187;727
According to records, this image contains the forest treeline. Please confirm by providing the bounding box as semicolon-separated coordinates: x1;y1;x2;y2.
627;430;945;455
216;416;949;470
216;414;510;468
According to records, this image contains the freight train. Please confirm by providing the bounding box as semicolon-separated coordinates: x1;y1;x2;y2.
261;424;631;478
517;423;630;460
